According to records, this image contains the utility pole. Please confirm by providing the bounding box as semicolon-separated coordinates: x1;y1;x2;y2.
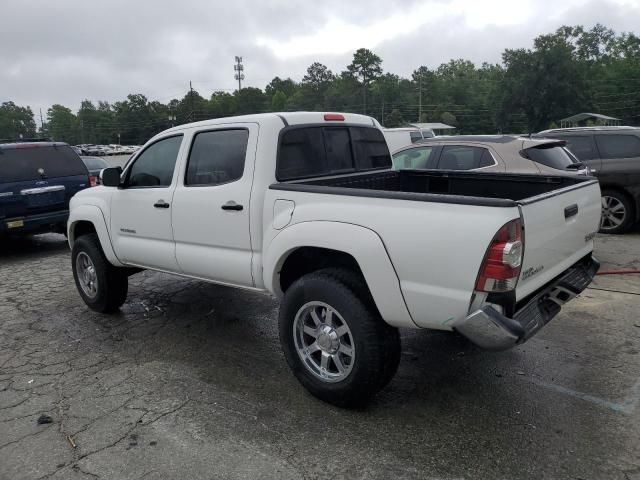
39;108;45;137
234;56;244;91
418;75;422;123
189;81;194;122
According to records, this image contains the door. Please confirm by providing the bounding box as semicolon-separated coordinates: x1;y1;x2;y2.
594;133;640;184
110;135;184;271
172;125;257;287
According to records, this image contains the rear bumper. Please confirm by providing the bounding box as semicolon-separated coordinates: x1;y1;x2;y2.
453;254;599;351
0;210;69;235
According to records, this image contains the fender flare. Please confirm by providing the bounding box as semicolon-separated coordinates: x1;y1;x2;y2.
263;221;417;328
67;205;124;267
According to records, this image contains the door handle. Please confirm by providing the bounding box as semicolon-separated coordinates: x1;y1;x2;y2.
564;204;579;219
221;201;243;211
154;200;170;209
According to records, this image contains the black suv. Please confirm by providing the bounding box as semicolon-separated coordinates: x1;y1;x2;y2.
538;126;640;234
0;141;90;237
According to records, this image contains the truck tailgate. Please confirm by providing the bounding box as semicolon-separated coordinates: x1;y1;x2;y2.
516;179;601;301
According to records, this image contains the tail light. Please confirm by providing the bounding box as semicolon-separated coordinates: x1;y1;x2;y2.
475;218;524;293
89;175;98;187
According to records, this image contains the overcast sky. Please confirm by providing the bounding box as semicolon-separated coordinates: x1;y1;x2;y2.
2;0;639;118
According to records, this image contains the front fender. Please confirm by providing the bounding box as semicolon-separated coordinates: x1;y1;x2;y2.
67;205;124;267
263;221;417;328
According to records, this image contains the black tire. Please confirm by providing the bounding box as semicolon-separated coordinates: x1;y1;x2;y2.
71;233;128;313
278;268;401;408
600;189;635;234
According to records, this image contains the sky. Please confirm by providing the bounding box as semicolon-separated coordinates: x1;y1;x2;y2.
2;0;640;118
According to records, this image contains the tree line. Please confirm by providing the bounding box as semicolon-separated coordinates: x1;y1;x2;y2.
1;24;639;145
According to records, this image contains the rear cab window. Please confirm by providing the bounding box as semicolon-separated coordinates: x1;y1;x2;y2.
0;145;88;183
277;126;390;180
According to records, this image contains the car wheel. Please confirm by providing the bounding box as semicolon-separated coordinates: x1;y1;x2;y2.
279;268;401;407
72;233;128;313
600;190;635;234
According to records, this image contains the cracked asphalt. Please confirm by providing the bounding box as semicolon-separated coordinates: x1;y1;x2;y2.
1;229;639;480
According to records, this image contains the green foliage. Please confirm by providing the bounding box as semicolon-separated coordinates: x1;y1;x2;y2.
47;104;78;144
271;91;287;111
385;109;405;128
0;102;37;139
5;23;639;146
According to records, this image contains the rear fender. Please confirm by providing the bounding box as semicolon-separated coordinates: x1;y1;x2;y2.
263;221;417;328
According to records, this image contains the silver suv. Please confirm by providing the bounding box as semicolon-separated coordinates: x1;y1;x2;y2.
539;126;640;234
392;135;587;174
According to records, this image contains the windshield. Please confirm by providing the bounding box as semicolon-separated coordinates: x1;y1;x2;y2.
524;145;577;170
0;145;88;183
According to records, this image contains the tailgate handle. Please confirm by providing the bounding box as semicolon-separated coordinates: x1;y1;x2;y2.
564;204;579;219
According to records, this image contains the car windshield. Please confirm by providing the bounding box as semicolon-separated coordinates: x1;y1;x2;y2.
525;145;577;170
0;145;88;183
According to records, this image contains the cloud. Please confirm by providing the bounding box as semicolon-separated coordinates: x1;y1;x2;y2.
1;0;638;117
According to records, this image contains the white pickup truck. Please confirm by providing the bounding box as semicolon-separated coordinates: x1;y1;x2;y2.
68;112;601;407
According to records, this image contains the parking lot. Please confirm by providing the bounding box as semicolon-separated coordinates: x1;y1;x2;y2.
1;222;639;479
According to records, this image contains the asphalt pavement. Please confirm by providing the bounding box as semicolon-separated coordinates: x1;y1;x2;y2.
0;215;639;479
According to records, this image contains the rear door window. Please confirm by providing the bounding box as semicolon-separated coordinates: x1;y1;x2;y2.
277;126;390;180
0;145;88;183
392;147;437;169
525;145;576;170
186;129;248;186
437;146;494;170
595;134;640;159
556;135;597;160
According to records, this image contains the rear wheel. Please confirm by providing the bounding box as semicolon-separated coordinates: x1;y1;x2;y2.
279;268;401;407
72;233;128;313
600;190;635;234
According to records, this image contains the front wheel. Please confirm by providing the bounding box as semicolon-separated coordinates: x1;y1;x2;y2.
600;190;635;234
278;269;401;407
71;233;128;313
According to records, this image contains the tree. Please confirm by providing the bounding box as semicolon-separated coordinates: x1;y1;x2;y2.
47;105;77;143
0;102;37;139
346;48;383;114
209;91;236;118
265;77;297;97
271;91;287;111
302;62;335;90
384;109;405;127
234;87;266;115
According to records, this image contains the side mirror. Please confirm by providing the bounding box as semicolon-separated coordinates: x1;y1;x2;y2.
101;167;122;187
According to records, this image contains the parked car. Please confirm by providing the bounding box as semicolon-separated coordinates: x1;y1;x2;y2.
537;126;640;234
382;127;435;154
80;156;110;186
392;135;589;175
67;112;600;407
0;141;90;237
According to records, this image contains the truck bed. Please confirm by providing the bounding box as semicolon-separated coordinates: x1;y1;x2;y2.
270;170;596;207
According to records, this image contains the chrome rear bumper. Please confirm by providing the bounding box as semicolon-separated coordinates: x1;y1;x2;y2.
453;255;599;351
